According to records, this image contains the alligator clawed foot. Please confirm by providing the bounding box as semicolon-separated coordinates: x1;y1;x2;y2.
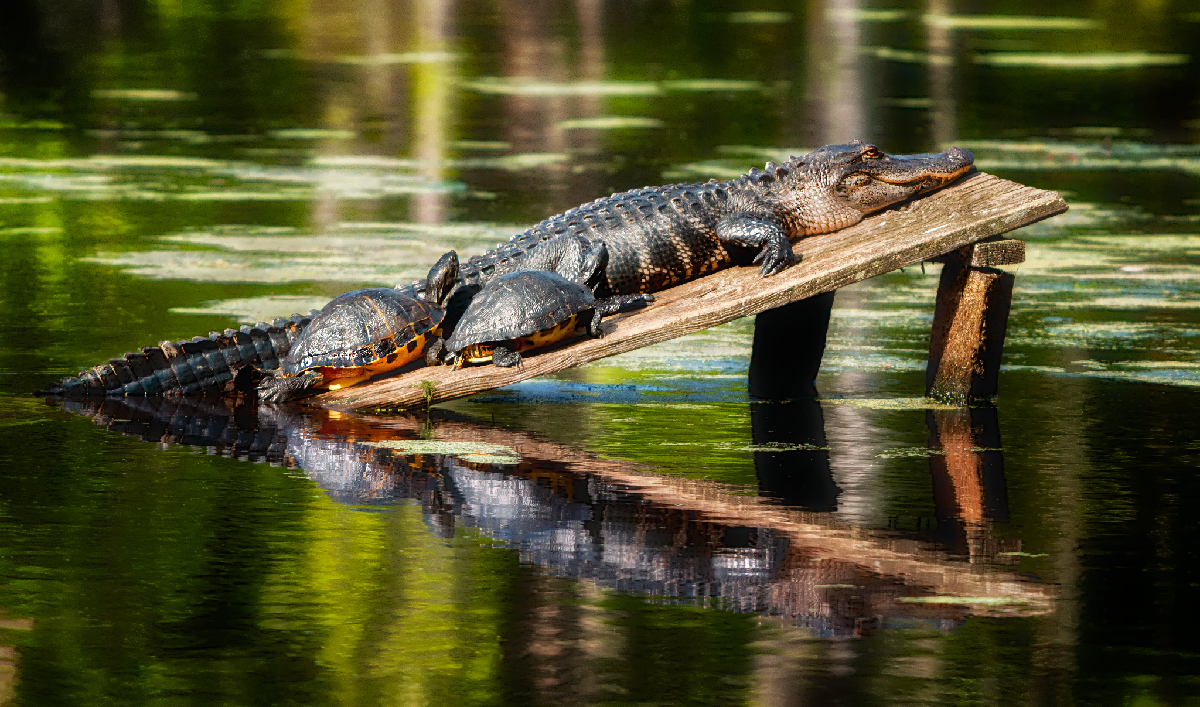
756;247;795;277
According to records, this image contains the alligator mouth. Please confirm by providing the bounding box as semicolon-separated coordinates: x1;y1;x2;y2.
861;146;975;191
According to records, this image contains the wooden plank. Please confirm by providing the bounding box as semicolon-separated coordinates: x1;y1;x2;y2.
317;172;1067;410
970;238;1026;267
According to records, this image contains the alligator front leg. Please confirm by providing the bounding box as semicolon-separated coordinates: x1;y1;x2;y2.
716;215;796;277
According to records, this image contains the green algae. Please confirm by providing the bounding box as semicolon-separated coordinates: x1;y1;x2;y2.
557;117;664;130
828;398;959;411
362;439;521;462
974;52;1189;69
924;15;1101;31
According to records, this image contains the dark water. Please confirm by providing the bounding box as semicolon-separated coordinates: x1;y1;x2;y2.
1;0;1199;704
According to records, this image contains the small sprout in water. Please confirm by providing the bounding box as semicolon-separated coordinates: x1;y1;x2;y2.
420;380;437;408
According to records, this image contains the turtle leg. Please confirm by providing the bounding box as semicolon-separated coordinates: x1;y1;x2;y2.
583;310;603;338
594;294;654;317
257;369;324;402
491;344;523;368
424;337;446;367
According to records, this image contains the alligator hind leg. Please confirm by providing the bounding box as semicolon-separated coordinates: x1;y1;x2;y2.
492;344;523;368
257;369;324;402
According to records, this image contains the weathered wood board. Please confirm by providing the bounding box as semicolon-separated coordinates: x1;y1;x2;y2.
317;172;1067;410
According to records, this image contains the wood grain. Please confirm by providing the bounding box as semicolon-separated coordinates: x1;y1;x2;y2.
970;238;1026;267
317;172;1067;411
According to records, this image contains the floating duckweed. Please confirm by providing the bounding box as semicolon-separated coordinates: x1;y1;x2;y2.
268;128;357;140
557;117;664;130
975;52;1190;69
0;226;63;236
998;552;1051;558
170;296;331;323
859;46;940;65
462;78;661;96
459;454;522;465
828;397;960;410
456;153;570;171
661;79;764;92
0;119;66;130
924;14;1101;30
876;447;946;459
728;11;792;24
0;197;54;204
896;596;1033;606
92;89;197;101
826;8;910;22
332;51;457;65
452;140;511;151
735;442;830;452
364;439;521;460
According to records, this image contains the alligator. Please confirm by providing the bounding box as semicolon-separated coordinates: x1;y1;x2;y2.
402;141;974;301
39;141;972;398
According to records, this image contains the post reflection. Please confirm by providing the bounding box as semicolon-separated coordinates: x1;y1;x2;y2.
926;405;1017;563
51;395;1050;641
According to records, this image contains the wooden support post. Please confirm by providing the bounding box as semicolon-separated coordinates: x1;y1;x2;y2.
748;291;836;400
925;238;1024;403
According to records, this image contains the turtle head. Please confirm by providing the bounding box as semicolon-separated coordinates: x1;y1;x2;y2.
424;250;459;305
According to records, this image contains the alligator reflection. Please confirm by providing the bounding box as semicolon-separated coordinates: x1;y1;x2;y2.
52;396;1051;635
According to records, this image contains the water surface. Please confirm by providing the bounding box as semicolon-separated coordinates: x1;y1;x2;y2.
1;0;1199;704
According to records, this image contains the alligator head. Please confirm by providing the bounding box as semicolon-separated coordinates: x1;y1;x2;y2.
771;141;974;235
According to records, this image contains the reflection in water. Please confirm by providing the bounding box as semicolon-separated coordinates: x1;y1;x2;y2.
747;296;840;511
54;395;1051;639
926;406;1016;563
751;399;838;512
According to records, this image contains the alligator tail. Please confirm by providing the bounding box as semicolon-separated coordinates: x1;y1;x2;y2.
38;311;317;398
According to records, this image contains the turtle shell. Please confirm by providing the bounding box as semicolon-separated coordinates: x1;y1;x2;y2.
446;271;595;352
281;288;444;376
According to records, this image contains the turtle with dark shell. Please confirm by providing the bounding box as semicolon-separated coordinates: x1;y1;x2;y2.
257;251;459;401
439;242;651;368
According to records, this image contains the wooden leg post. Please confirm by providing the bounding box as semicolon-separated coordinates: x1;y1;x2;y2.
749;291;836;400
926;238;1025;403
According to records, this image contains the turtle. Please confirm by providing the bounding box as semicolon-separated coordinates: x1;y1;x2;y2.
257;251;459;401
440;242;652;368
